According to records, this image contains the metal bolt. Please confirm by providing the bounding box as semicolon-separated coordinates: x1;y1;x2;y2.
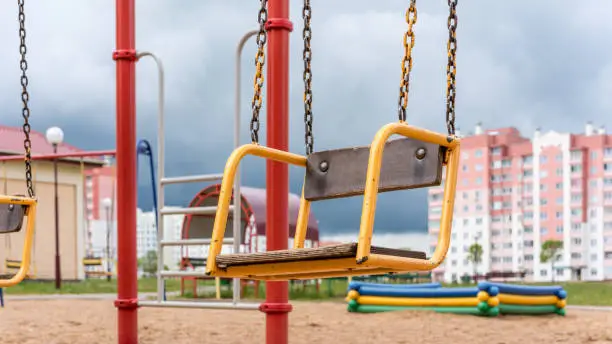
319;160;329;172
415;147;427;160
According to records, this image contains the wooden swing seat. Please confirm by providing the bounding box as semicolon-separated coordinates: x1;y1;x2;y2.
205;123;460;281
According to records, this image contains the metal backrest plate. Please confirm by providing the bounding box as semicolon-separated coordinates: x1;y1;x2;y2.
304;137;444;201
0;203;25;234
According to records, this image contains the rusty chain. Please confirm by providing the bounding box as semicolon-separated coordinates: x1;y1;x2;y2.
250;0;268;144
446;0;458;136
302;0;314;155
18;0;35;198
397;0;417;123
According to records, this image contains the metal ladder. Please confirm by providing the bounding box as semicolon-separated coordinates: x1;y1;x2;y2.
137;30;260;310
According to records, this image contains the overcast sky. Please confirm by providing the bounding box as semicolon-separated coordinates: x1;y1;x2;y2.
0;1;610;235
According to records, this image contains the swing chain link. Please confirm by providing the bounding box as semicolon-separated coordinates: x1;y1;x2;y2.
18;0;35;198
302;0;314;155
250;0;268;144
397;0;417;123
446;0;458;136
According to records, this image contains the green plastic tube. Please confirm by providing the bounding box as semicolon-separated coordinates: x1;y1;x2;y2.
499;304;565;316
347;304;498;316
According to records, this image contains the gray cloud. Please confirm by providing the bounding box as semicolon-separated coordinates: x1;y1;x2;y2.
1;1;610;234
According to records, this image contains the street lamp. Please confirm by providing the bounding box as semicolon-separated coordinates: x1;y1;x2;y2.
102;197;113;282
45;126;64;289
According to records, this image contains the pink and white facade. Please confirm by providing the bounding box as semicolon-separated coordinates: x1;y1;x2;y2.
428;123;612;283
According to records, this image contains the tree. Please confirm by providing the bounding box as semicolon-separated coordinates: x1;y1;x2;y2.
138;250;159;277
540;239;563;282
466;243;483;279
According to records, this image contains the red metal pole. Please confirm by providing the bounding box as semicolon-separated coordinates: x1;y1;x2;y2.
113;0;138;343
258;1;293;343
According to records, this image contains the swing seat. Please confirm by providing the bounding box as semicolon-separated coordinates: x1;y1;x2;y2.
0;202;26;234
5;259;23;270
205;122;460;280
83;257;104;266
0;195;37;288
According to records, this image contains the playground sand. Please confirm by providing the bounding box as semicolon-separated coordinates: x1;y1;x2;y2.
0;300;611;344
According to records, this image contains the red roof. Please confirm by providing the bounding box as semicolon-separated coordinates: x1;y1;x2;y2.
0;125;83;155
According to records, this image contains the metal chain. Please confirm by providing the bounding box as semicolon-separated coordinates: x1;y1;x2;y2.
249;0;268;144
397;0;417;123
18;0;35;198
446;0;458;136
302;0;314;155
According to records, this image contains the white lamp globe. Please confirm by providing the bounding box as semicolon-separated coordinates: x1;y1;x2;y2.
45;126;64;145
102;197;113;209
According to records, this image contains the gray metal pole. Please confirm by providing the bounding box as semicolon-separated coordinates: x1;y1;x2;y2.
136;51;166;302
233;29;258;305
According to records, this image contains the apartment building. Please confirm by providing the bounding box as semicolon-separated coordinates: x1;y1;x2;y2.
428;122;612;283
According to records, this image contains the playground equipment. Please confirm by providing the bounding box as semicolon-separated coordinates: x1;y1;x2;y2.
2;161;38;280
203;0;460;282
134;43;258;311
480;281;567;316
101;0;460;342
136;138;166;299
0;1;39;288
346;281;499;316
1;151;115;280
346;281;566;316
83;255;115;279
83;158;116;280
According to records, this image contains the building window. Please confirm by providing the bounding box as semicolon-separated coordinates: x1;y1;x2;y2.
522;155;533;164
540;269;548;277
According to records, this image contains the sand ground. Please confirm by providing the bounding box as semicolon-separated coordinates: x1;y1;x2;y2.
0;299;611;344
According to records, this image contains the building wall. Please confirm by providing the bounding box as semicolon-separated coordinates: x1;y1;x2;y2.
428;123;612;283
0;159;87;280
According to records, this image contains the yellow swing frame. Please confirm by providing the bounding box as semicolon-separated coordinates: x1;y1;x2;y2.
0;195;37;288
204;122;460;280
